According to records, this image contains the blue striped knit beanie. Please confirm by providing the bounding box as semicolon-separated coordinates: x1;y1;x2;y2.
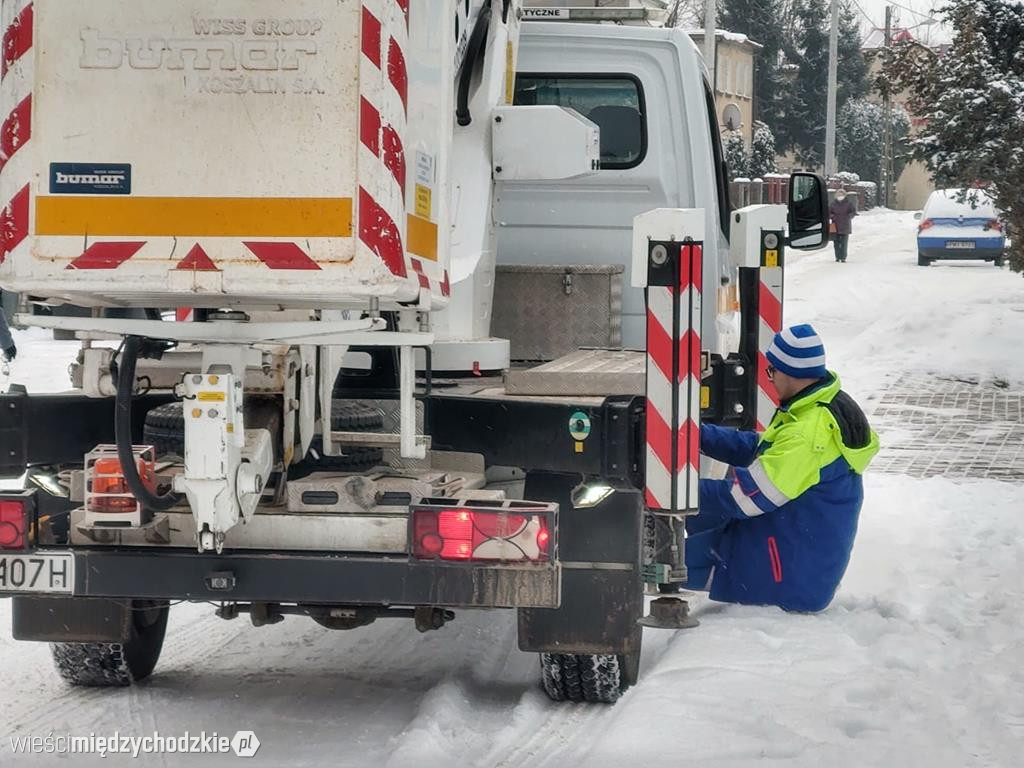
766;324;827;379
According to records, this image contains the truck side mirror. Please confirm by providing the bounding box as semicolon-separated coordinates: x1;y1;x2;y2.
913;211;923;220
786;172;830;250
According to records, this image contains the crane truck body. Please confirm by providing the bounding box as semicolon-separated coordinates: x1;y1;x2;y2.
0;0;829;701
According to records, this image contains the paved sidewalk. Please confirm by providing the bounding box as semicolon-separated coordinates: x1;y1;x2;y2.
869;374;1024;481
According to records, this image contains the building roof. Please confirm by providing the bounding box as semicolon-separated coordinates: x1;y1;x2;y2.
861;26;917;49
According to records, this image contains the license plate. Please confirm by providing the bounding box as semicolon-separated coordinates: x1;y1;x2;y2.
0;553;74;594
946;241;975;249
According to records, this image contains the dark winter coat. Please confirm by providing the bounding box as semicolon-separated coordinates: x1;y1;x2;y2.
829;198;858;235
697;373;879;612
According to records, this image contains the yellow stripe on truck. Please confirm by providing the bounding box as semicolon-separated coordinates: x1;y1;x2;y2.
406;214;438;262
35;197;354;238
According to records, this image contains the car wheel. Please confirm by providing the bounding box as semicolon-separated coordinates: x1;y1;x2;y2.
917;253;931;267
994;256;1005;267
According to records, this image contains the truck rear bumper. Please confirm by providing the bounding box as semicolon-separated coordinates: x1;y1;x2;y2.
919;246;1004;261
7;548;560;609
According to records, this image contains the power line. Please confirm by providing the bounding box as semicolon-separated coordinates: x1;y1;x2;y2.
884;0;940;24
848;0;877;27
849;0;939;31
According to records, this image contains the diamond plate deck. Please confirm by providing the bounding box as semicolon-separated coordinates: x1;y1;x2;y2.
504;348;645;396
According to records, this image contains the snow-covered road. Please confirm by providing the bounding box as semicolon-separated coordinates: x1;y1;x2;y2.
1;210;1022;767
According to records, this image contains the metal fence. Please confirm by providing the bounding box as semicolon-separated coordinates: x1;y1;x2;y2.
729;175;877;211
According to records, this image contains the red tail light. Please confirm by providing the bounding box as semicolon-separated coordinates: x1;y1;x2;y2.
0;498;30;551
536;527;550;554
985;218;1002;232
918;218;934;231
412;503;555;562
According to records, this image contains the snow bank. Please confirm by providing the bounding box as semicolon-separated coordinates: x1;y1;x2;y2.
354;475;1024;768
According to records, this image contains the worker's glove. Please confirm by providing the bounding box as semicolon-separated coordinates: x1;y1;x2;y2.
2;343;15;362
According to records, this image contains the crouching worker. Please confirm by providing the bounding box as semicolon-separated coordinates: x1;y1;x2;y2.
684;324;879;612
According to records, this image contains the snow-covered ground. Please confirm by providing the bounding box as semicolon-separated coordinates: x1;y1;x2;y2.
1;210;1022;767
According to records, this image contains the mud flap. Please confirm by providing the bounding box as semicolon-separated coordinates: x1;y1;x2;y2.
12;596;133;643
517;472;644;659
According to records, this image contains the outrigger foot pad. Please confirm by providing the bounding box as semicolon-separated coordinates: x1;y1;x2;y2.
638;597;700;630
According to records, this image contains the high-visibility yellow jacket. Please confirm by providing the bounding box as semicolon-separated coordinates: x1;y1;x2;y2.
698;373;879;612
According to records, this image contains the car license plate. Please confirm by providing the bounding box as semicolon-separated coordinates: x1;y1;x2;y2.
0;553;74;594
946;241;975;249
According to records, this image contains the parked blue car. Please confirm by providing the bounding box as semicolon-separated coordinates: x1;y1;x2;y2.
916;189;1006;267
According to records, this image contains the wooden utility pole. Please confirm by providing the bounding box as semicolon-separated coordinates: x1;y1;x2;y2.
881;5;894;207
825;0;839;176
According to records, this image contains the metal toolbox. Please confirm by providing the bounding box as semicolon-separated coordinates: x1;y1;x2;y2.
492;264;623;362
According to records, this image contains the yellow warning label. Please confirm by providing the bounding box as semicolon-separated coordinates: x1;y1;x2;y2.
701;386;711;409
415;184;432;219
763;250;779;267
574;441;584;454
197;391;225;402
226;423;235;434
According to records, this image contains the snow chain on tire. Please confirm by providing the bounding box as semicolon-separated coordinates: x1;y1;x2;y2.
50;601;169;687
540;653;628;703
51;641;135;687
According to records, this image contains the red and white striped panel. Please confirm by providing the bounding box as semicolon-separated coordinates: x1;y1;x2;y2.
0;0;32;271
645;284;675;511
61;239;326;272
756;266;783;431
644;243;703;513
410;257;450;298
358;0;410;281
679;244;702;511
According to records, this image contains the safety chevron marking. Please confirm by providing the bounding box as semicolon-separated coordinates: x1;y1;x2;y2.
757;267;783;430
644;243;702;513
0;94;30;173
67;242;146;270
174;243;219;271
1;2;32;79
244;242;321;271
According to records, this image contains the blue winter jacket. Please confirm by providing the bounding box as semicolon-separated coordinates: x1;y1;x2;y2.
697;373;879;612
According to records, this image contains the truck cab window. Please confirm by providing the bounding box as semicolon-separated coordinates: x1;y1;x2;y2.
514;74;647;169
703;79;731;240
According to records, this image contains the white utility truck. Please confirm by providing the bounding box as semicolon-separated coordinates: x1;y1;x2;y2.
0;0;829;701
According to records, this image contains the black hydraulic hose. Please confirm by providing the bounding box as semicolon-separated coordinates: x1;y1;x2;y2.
456;3;492;127
115;335;181;511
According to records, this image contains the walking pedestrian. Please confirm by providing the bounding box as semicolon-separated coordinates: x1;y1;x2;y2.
829;189;857;263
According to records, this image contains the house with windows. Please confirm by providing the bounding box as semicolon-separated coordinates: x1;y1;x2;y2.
687;30;762;148
862;29;947;210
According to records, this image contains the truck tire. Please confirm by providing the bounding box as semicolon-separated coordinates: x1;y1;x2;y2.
917;253;931;266
289;402;386;477
994;255;1005;267
288;437;383;479
142;401;186;456
50;601;169;687
143;401;385;461
539;652;637;703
